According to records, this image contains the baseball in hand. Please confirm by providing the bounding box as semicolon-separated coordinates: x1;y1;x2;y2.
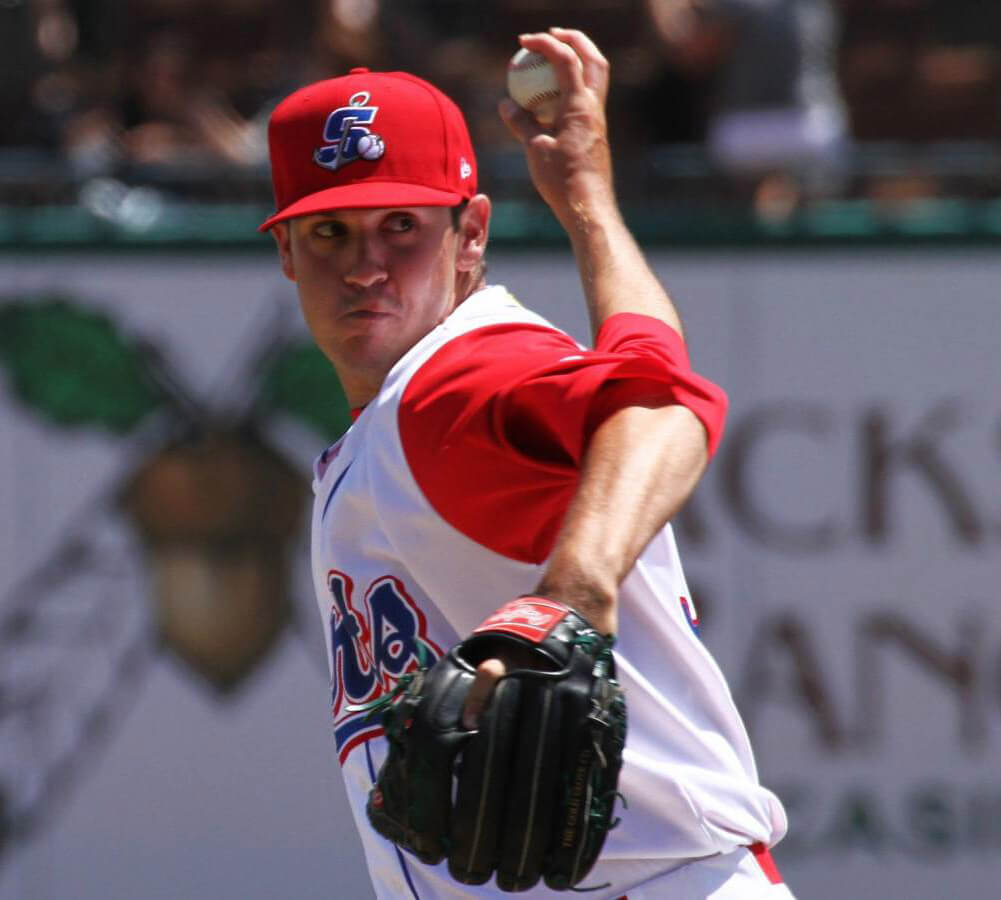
507;48;562;126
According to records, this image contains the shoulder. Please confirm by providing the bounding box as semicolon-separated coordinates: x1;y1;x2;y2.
396;309;587;563
400;287;583;429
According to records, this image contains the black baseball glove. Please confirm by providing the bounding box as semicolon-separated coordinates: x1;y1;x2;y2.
363;596;627;892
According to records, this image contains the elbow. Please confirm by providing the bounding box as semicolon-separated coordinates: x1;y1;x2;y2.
679;405;712;479
678;379;728;460
647;403;712;484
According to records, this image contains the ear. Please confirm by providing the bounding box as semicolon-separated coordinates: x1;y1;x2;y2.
271;222;296;282
455;194;491;273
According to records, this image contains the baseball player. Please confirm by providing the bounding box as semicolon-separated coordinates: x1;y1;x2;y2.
262;27;793;899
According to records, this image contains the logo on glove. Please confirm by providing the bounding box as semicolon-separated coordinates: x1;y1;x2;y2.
473;597;569;644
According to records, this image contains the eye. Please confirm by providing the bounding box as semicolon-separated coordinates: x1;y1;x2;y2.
385;213;417;234
312;220;347;239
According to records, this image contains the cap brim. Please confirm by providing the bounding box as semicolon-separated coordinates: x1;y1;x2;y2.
258;182;466;231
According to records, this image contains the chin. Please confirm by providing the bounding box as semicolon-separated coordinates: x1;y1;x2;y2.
340;342;405;378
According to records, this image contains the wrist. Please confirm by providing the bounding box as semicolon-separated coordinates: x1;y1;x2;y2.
556;176;619;235
534;572;618;636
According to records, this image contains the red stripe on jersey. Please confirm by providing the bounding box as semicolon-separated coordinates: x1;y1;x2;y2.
337;725;385;766
749;842;783;884
399;313;727;563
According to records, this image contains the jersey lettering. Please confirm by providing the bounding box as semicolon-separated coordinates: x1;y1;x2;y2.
327;570;443;762
328;571;375;717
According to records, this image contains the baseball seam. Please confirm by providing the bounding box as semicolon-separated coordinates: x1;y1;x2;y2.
524;90;559;107
509;56;550;72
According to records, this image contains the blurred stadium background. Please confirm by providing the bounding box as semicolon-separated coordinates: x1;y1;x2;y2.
1;1;999;898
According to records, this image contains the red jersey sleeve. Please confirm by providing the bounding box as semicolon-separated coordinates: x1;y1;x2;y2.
592;313;728;457
398;313;727;563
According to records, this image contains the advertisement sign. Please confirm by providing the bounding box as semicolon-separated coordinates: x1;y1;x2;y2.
1;250;998;899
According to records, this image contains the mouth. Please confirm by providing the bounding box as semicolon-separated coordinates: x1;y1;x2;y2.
341;307;395;320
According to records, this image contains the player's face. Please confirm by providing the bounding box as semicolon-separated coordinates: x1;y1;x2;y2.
274;205;482;405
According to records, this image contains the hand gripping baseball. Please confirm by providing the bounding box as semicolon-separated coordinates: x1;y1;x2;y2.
499;28;615;230
365;596;628;892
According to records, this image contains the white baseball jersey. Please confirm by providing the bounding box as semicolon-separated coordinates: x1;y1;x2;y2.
309;285;788;899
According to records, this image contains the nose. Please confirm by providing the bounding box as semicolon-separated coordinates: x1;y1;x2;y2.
343;236;388;290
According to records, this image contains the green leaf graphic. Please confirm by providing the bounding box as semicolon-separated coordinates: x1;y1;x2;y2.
259;343;351;442
0;296;166;433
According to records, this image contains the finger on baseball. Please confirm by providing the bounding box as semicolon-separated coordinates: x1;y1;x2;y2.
548;27;609;94
462;657;506;730
517;31;585;95
498;96;546;143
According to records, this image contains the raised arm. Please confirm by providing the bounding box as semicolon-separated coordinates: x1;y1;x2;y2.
462;30;720;724
500;28;685;338
503;29;714;632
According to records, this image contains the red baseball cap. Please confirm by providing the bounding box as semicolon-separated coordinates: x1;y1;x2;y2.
259;68;478;231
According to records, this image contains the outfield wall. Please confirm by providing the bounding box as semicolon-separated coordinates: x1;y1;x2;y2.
1;249;998;900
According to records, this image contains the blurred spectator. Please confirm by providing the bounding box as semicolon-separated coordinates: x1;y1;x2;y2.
2;0;999;213
837;0;1001;213
647;0;849;218
368;0;707;194
116;30;262;167
51;0;318;179
839;0;1001;141
2;0;70;149
314;0;387;74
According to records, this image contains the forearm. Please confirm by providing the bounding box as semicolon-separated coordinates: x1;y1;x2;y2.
563;183;684;338
505;29;711;633
502;30;684;339
535;403;708;635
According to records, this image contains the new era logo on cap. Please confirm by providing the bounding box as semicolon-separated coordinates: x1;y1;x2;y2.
260;68;478;231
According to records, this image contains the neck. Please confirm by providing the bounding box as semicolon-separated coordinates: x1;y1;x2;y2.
340;278;487;408
341;371;384;410
455;271;486;304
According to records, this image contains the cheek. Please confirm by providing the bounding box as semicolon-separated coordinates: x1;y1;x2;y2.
293;253;343;318
421;262;456;327
296;289;326;340
412;237;458;313
295;275;338;338
292;243;334;283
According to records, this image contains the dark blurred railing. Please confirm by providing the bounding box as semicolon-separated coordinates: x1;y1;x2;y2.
2;142;1000;249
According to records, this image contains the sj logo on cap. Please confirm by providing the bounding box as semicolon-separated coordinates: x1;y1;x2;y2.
314;91;386;172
